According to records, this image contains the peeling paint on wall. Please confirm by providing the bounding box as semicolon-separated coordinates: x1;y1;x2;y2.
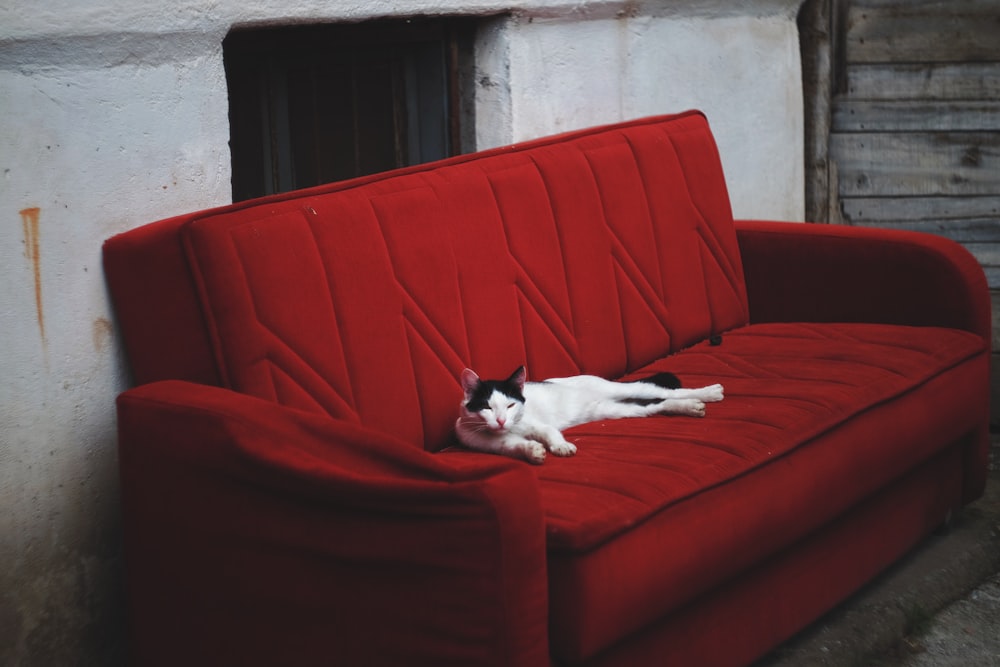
92;318;113;353
19;207;45;342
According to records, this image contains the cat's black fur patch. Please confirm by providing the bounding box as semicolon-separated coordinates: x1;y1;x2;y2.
465;374;525;411
639;372;682;389
619;372;681;405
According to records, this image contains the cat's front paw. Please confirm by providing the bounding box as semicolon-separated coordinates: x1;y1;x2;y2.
549;440;577;457
522;441;547;465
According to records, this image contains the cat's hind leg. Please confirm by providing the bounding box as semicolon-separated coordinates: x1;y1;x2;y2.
615;377;723;403
685;384;724;403
620;397;707;418
653;383;724;403
657;398;707;417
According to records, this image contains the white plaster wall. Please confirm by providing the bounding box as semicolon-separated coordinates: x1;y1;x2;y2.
0;32;232;662
500;10;805;220
0;1;805;662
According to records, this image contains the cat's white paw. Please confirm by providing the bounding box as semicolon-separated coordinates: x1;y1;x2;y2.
698;384;724;403
549;440;577;457
523;441;547;465
675;399;706;417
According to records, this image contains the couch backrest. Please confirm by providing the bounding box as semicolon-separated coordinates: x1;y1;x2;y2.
105;111;748;450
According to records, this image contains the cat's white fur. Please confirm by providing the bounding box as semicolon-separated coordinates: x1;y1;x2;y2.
455;367;724;464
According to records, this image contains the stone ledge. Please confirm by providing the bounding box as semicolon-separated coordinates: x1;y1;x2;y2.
2;0;807;43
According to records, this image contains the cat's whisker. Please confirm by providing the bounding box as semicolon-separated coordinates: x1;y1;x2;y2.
457;418;493;434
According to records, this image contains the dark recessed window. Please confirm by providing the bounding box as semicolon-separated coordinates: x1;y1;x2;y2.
223;18;475;202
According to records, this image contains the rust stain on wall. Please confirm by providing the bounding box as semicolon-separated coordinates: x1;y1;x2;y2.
20;207;45;341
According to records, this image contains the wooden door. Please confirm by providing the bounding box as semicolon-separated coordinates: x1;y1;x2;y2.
801;0;1000;289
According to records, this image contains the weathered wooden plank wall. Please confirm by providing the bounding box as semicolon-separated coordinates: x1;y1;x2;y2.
826;0;1000;288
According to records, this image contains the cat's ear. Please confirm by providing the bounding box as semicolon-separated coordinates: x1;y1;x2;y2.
460;368;480;396
509;365;527;390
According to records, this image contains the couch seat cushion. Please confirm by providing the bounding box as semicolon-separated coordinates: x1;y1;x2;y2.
530;322;986;662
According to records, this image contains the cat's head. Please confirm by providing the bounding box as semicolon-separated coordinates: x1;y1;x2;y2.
459;366;527;433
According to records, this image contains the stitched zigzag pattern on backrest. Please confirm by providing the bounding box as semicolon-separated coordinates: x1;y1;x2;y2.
184;112;749;450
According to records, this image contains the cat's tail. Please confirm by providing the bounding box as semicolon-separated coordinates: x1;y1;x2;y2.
639;372;682;389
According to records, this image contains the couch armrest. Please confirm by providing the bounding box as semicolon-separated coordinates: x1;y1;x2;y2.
735;220;991;340
116;380;549;667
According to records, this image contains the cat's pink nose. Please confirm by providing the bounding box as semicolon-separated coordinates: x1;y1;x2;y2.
496;417;506;427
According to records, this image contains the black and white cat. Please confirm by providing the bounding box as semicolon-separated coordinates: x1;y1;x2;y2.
455;366;724;464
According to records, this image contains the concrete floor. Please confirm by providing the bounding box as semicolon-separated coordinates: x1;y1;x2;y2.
895;573;1000;667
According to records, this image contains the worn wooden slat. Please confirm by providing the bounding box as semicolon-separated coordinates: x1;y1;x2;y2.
965;242;1000;267
847;1;1000;63
849;217;1000;242
841;196;1000;225
984;266;1000;288
799;0;838;224
833;100;1000;132
992;291;1000;349
846;63;1000;101
831;131;1000;197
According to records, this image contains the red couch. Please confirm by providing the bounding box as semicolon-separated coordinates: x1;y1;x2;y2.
104;111;991;666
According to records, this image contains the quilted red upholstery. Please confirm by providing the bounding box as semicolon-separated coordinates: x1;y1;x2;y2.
103;111;992;667
538;322;984;551
181;111;747;449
